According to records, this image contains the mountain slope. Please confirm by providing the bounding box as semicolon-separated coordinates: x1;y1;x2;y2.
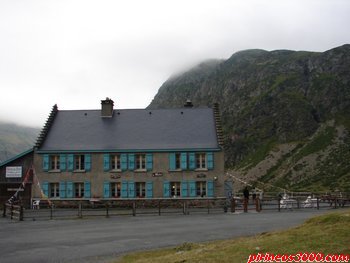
149;59;224;108
0;122;39;163
149;44;350;192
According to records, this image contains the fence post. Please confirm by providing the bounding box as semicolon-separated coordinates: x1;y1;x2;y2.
106;203;109;218
3;204;6;218
231;198;235;213
255;198;260;212
183;200;189;215
11;205;14;219
334;197;337;209
78;202;83;219
243;198;248;213
183;201;186;215
132;201;136;216
278;198;281;212
50;205;53;220
317;197;319;210
158;200;161;216
19;205;24;221
207;199;210;214
297;199;300;209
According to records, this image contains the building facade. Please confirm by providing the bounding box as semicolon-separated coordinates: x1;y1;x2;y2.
29;98;225;200
0;149;34;206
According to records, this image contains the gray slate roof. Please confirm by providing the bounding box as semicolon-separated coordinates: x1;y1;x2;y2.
39;108;220;152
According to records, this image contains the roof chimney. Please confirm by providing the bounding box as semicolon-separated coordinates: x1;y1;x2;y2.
184;99;193;108
101;97;114;117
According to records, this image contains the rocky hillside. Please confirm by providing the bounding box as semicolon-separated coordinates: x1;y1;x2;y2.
0;122;39;163
149;44;350;192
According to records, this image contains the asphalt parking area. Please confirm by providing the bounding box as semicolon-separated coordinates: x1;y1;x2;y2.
0;209;331;263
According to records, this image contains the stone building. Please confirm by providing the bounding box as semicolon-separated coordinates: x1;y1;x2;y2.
5;98;226;201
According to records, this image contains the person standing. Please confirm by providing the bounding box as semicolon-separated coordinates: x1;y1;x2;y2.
243;187;249;212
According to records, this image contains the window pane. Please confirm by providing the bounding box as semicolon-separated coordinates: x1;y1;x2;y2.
196;181;206;197
49;155;60;170
111;182;121;197
75;183;84;197
175;154;181;169
136;154;146;170
111;155;121;170
136;182;145;197
171;182;181;197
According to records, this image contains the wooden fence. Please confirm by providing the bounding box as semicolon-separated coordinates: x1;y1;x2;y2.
21;198;229;221
3;193;350;221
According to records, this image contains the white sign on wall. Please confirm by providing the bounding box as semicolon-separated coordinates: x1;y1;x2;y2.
6;166;22;178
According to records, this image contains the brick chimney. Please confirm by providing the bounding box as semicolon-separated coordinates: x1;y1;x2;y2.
101;97;114;117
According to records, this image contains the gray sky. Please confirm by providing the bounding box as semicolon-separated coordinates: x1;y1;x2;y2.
0;0;349;127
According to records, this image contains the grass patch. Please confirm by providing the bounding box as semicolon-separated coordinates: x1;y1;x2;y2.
335;113;350;131
115;210;350;263
237;139;277;170
293;126;335;163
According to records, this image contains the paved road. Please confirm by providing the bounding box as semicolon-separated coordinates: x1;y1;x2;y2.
0;209;330;263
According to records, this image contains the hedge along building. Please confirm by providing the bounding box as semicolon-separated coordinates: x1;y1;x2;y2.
32;98;225;200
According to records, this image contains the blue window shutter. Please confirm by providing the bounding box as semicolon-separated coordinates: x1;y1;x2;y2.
163;181;170;197
84;181;91;198
60;154;66;171
181;153;187;170
43;154;49;171
146;153;153;171
189;153;196;170
128;181;135;198
189;181;196;197
85;154;91;171
66;181;73;198
59;182;66;198
103;181;110;198
42;181;49;197
128;154;135;170
121;181;128;198
68;154;74;171
169;153;176;170
181;181;188;197
146;181;153;198
207;152;214;170
207;180;214;197
121;154;127;171
103;154;110;171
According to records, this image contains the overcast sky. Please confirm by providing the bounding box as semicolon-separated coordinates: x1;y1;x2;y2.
0;0;349;127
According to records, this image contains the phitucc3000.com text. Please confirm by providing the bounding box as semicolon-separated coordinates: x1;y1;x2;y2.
247;252;350;263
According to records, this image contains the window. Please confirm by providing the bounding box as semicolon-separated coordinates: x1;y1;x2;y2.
169;153;187;170
196;153;207;169
196;181;207;197
75;155;85;170
74;182;84;198
170;182;181;197
49;155;60;170
50;183;59;198
111;154;121;170
111;182;121;197
136;154;146;170
175;153;181;170
135;182;146;197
